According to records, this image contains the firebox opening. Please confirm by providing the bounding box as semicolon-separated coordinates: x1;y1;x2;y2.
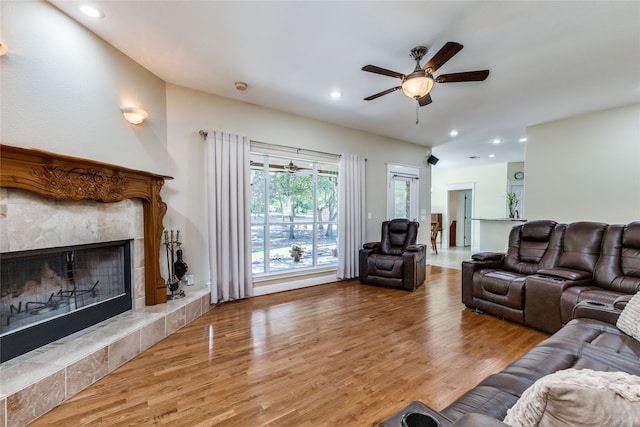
1;240;132;362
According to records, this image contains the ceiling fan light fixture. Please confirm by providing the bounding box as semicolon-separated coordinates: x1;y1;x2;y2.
401;71;434;99
284;160;299;174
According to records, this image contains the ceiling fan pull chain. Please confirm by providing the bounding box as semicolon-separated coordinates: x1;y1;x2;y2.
415;101;419;124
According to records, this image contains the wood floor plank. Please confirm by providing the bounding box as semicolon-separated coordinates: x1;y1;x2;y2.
28;266;548;426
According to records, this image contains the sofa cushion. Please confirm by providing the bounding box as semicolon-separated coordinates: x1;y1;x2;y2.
503;368;640;427
593;222;640;293
617;292;640;340
502;220;563;275
622;222;640;277
473;270;526;309
555;221;607;274
367;254;403;277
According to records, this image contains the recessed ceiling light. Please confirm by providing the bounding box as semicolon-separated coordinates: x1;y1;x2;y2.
330;91;342;99
519;137;527;143
449;130;458;137
80;5;104;19
489;154;496;158
492;138;502;144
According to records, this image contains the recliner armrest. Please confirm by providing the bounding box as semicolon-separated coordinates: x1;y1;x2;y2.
471;252;504;261
405;244;426;253
451;413;509;427
362;242;381;250
614;294;632;310
572;300;621;325
537;267;592;281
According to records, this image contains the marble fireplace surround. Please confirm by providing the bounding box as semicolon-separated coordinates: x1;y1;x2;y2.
0;145;213;426
0;144;170;306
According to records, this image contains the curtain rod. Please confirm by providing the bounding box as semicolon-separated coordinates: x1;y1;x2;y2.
198;130;341;159
393;173;419;180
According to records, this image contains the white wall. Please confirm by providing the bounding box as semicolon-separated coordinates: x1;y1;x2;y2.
165;84;433;288
1;1;168;174
525;104;640;223
431;163;509;249
1;1;433;296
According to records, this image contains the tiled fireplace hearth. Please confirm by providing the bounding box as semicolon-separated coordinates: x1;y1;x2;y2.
0;145;212;426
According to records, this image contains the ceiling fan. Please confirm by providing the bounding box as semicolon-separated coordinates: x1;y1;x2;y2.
361;42;489;118
251;159;309;174
283;160;300;174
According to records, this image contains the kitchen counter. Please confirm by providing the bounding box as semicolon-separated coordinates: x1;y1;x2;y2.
472;218;526;252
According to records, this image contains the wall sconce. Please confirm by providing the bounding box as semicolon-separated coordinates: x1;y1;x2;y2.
120;106;148;125
0;43;7;56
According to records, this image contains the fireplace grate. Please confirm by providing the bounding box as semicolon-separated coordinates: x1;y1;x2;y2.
0;240;132;362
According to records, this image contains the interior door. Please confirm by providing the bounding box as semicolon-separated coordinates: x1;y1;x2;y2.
463;190;472;246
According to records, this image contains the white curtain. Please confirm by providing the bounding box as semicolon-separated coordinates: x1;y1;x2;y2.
205;131;253;304
337;153;366;279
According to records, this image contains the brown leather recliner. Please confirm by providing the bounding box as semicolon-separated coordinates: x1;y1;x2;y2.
530;221;640;327
461;220;565;324
359;219;426;291
524;221;608;331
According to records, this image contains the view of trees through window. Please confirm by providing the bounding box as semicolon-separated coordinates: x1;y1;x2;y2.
250;152;338;275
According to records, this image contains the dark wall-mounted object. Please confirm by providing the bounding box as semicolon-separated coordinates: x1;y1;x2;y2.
427;155;439;165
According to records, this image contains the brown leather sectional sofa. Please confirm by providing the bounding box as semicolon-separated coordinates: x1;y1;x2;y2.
379;220;640;427
462;220;640;333
380;300;638;426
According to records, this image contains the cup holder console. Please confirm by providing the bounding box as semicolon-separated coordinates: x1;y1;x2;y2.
401;412;441;427
586;301;606;306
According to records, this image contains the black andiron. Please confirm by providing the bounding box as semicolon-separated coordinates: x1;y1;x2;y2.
164;229;188;299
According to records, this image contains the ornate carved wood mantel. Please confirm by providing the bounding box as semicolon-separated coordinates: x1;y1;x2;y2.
0;144;172;305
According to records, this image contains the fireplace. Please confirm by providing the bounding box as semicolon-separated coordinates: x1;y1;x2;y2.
1;240;132;362
0;144;171;362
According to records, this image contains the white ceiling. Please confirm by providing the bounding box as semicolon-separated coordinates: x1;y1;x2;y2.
50;1;640;169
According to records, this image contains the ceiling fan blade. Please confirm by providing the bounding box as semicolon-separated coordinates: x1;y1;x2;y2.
364;86;402;101
423;41;463;73
417;93;433;107
361;65;405;79
435;70;490;83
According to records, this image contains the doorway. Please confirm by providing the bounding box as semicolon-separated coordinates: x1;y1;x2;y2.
460;190;472;246
445;183;475;249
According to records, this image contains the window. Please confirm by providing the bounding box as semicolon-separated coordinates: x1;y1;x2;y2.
250;152;338;275
387;164;419;220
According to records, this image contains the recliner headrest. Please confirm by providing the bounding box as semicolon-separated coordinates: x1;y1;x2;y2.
388;218;411;233
623;222;640;249
521;220;557;242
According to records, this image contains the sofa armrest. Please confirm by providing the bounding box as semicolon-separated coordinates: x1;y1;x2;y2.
471;252;504;262
614;294;632;310
537;267;592;281
359;247;379;284
461;258;505;308
572;300;621;325
363;241;381;250
402;245;427;291
451;413;509;427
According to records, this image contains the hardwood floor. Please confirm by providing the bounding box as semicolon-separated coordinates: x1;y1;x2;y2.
29;266;548;426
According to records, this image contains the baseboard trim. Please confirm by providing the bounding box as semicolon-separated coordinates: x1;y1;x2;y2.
253;273;340;296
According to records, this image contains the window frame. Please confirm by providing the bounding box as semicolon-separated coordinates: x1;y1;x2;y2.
250;151;339;277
